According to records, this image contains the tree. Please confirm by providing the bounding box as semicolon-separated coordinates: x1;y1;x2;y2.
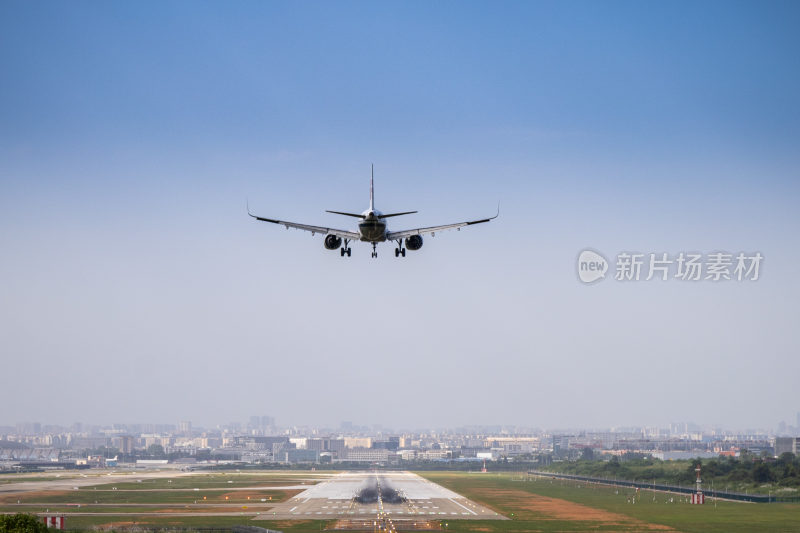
777;452;796;466
0;513;49;533
147;443;165;457
753;462;775;483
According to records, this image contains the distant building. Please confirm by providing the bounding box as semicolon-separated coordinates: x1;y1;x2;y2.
417;449;452;460
372;438;399;451
235;436;288;450
136;459;169;466
178;421;192;437
344;437;372;449
249;415;275;433
118;436;134;454
775;437;799;456
552;435;573;455
290;437;308;449
652;451;718;461
341;448;389;462
279;448;319;464
328;438;346;457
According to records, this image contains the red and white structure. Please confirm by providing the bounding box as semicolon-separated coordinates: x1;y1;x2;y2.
43;516;65;529
690;464;705;504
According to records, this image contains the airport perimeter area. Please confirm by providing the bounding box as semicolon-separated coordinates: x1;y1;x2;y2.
2;469;800;532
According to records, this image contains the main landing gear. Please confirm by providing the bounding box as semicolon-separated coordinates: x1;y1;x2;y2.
340;239;352;257
394;240;406;257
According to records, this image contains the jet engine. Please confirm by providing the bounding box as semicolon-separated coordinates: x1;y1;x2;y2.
324;234;342;250
405;235;423;251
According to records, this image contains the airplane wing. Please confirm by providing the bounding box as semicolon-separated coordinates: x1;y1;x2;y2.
386;207;498;241
248;208;361;240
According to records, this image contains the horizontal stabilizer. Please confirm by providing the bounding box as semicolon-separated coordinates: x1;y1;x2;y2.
326;210;365;219
378;211;418;219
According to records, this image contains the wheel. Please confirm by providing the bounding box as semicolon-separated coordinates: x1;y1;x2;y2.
346;248;351;257
401;249;406;257
340;248;345;256
395;248;399;257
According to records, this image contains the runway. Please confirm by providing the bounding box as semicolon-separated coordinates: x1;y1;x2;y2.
255;471;505;521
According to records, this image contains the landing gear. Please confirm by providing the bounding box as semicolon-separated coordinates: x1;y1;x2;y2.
340;239;352;257
371;242;378;258
394;240;406;257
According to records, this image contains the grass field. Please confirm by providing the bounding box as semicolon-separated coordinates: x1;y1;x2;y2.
2;470;799;531
45;515;328;532
420;471;800;533
0;488;295;505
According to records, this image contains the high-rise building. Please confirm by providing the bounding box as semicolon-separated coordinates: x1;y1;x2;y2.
248;416;275;433
119;435;135;454
775;437;798;456
178;421;192;437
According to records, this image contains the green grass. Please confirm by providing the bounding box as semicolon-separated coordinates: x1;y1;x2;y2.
540;457;800;495
420;471;800;533
88;474;321;491
2;489;293;505
0;505;255;514
60;514;329;532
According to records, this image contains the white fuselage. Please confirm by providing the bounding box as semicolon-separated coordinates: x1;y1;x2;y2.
358;209;388;242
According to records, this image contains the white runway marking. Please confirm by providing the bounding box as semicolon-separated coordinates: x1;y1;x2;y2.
449;498;477;515
256;471;506;522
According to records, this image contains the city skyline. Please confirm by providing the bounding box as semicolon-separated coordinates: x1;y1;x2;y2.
4;414;800;437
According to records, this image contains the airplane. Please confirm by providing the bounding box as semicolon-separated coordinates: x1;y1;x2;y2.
248;166;498;258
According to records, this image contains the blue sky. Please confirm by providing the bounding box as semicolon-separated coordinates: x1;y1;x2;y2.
1;1;798;431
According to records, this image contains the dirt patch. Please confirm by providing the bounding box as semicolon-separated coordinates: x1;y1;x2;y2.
153;507;244;513
476;488;674;530
266;519;315;528
0;490;70;503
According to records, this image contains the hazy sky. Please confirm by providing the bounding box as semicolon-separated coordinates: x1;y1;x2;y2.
1;1;798;431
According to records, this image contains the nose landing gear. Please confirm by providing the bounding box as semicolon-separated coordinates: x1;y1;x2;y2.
371;242;378;258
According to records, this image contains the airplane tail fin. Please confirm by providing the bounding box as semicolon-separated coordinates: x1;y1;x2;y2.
370;164;374;211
